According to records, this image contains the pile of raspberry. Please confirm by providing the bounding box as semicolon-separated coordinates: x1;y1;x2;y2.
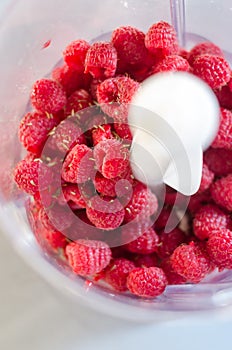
14;21;232;299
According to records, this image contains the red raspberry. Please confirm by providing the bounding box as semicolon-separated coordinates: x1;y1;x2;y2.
170;242;212;283
104;258;136;292
85;42;117;79
63;39;90;71
192;54;231;89
206;228;232;269
179;48;189;60
111;26;148;66
134;253;158;268
113;123;132;141
14;158;53;195
93;139;130;179
64;89;93;122
211;174;232;211
85;113;112;135
26;199;41;233
125;227;159;254
211;108;232;150
61;184;86;209
65;239;112;276
198;162;214;193
86;195;125;230
19;111;60;155
127;267;168;298
124;183;158;223
160;258;186;285
40;203;74;229
193;204;230;240
90;78;105;100
62;144;95;183
188;42;224;66
229;77;232;92
154;206;178;230
94;168;134;198
48;118;86;153
31;78;67;113
94;172;117;197
188;190;212;214
52;64;86;96
92;124;113;146
152;55;190;73
214;84;232;110
158;228;186;259
41;228;68;250
145;21;178;57
96;76;140;123
204;148;232;176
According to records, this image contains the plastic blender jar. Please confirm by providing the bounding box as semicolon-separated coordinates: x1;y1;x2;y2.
0;0;232;322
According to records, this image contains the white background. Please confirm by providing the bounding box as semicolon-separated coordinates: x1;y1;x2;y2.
1;0;232;349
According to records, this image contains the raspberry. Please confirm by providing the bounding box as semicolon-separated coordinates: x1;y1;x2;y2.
179;48;189;60
170;242;212;283
113;123;132;141
39;204;74;231
214;84;232;110
204;148;232;176
192;54;231;89
127;267;168;298
63;39;90;70
158;228;186;259
211;108;232;150
14;158;53;195
152;55;190;73
211;174;232;211
40;227;68;250
64;89;93;122
125;227;159;254
154;206;178;230
134;253;158;268
61;183;86;209
86;195;125;230
188;190;212;214
85;42;117;79
94;172;117;197
85;113;111;134
198;162;214;193
90;78;105;100
193;204;229;240
145;21;178;57
160;258;187;285
206;229;232;269
124;183;158;223
48;118;86;153
65;239;112;276
62;144;95;183
188;42;224;66
92;124;113;146
93;139;130;179
19;111;60;155
31;78;67;113
52;64;87;96
111;26;148;66
104;258;136;292
96;76;140;123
